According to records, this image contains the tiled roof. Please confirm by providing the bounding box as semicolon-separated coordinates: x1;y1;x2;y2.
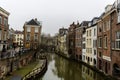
26;19;40;26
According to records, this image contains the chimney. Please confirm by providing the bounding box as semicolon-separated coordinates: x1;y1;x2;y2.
35;18;37;21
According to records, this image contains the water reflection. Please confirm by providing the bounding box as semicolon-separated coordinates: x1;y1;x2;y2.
39;53;107;80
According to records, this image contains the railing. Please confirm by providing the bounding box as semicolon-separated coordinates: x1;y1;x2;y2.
21;59;47;80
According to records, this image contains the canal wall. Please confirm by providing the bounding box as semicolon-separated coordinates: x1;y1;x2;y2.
55;51;118;80
0;50;36;79
21;59;47;80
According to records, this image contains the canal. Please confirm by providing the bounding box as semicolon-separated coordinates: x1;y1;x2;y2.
37;53;110;80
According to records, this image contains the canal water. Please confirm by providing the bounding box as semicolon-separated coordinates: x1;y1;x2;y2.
37;53;109;80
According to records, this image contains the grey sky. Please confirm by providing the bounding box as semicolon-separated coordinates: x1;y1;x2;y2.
0;0;115;35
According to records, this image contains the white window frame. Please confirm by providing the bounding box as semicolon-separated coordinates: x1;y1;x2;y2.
115;31;120;49
4;18;7;26
104;36;107;48
117;10;120;23
35;27;38;33
27;27;31;32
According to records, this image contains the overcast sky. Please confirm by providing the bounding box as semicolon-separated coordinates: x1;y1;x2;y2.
0;0;115;35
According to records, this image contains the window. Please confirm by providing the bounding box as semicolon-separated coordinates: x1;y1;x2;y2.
94;50;96;55
99;27;102;32
104;36;107;48
118;0;120;5
87;31;88;36
89;30;91;36
26;33;30;41
34;34;38;41
99;52;102;57
90;39;91;45
0;16;2;24
27;27;31;32
35;27;38;33
4;32;7;40
91;58;92;62
94;29;96;36
93;40;97;48
0;30;2;40
115;31;120;49
83;38;85;41
4;18;7;26
98;37;102;48
83;43;85;49
17;38;19;41
118;10;120;23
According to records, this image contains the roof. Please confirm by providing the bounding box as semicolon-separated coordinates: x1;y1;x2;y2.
0;7;10;16
80;21;90;26
25;19;41;26
15;30;23;34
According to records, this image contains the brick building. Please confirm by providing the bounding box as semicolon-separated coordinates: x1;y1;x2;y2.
68;22;76;58
75;21;89;61
0;7;10;52
75;22;81;60
111;1;120;77
97;5;113;75
23;18;42;50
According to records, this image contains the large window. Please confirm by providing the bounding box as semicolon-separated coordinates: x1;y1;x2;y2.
89;30;91;36
35;27;38;33
104;36;107;48
116;31;120;49
26;33;30;41
94;50;96;55
94;28;96;36
98;37;102;48
93;40;97;48
34;34;38;41
4;18;7;26
83;43;85;49
27;27;31;32
118;10;120;23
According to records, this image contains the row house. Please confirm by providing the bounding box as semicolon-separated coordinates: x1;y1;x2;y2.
97;5;113;75
75;22;81;60
68;22;76;58
75;21;89;61
0;7;9;79
86;17;99;67
0;7;10;52
111;0;120;77
14;30;24;47
81;21;90;63
23;18;42;50
57;28;68;55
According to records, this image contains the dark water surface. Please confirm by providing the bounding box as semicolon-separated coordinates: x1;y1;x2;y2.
37;53;109;80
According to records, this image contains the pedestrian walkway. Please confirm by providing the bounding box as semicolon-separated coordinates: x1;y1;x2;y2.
7;59;44;80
